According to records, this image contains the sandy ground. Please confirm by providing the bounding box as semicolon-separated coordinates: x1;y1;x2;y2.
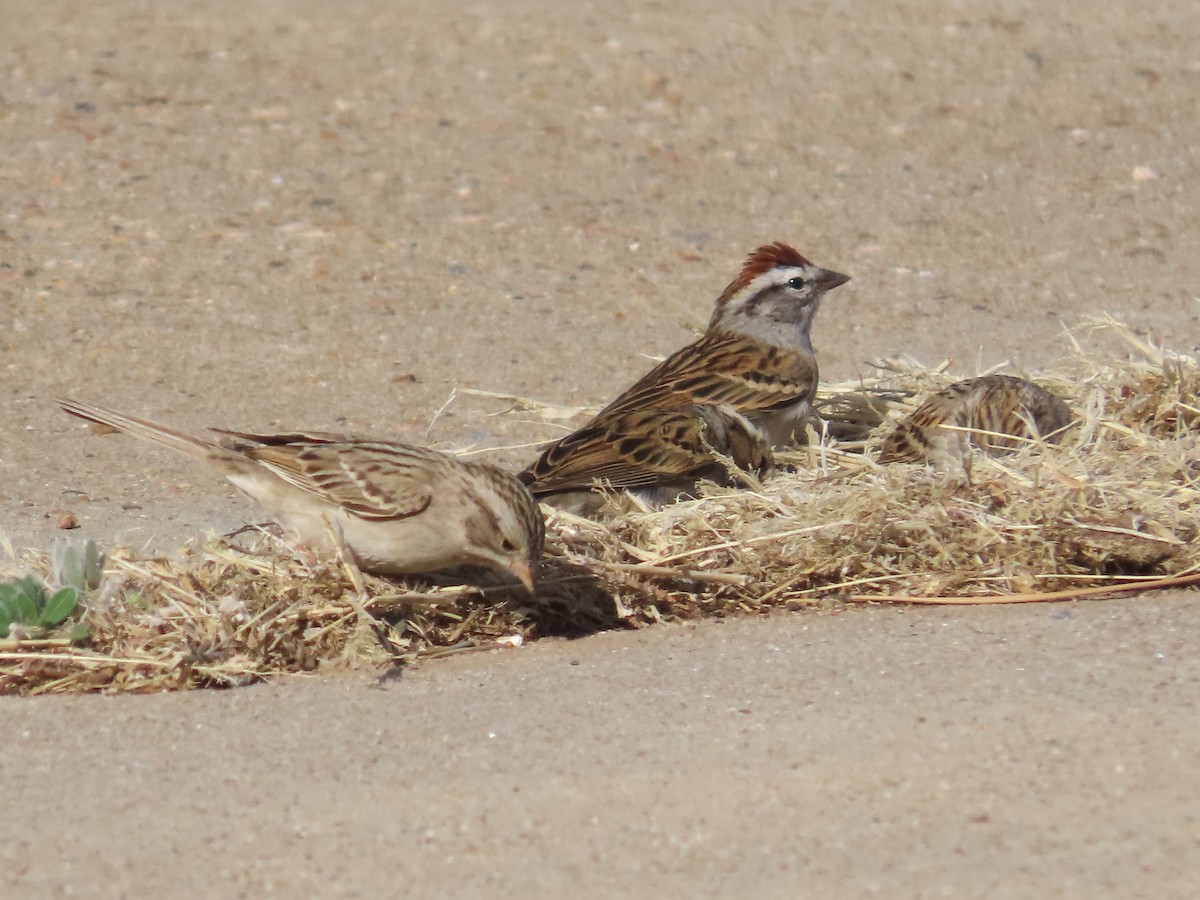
2;0;1199;895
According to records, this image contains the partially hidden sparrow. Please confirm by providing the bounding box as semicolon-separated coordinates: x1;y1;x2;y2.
520;243;849;503
518;402;772;512
58;398;544;592
877;375;1074;465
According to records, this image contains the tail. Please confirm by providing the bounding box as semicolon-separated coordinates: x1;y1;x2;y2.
57;397;224;460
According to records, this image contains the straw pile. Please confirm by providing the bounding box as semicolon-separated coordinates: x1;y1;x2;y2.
3;316;1198;693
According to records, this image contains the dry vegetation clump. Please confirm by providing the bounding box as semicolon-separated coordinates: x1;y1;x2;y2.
3;317;1198;694
0;537;575;694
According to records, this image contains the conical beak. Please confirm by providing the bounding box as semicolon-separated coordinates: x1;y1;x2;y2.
815;268;850;291
507;559;536;595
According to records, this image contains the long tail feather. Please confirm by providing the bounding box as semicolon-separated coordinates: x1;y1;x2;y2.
57;397;222;460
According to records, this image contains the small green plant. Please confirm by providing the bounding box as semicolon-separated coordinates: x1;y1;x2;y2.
52;539;104;595
0;540;103;640
0;575;79;639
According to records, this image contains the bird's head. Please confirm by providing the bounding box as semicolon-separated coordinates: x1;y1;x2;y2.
463;468;545;594
709;242;850;349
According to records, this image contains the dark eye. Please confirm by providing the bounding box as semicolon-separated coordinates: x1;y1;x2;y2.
786;277;807;290
500;538;516;552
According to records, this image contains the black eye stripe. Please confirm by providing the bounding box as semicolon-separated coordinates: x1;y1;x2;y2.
740;279;810;316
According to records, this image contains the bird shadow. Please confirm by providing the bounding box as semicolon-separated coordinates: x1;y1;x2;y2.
366;558;625;686
521;556;627;638
434;557;626;639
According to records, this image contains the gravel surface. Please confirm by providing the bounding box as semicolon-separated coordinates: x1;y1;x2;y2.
2;1;1198;896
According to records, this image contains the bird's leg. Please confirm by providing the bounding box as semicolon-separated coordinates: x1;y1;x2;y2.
960;446;974;487
320;515;371;606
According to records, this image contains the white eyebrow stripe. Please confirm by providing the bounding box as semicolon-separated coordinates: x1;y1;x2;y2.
725;266;809;305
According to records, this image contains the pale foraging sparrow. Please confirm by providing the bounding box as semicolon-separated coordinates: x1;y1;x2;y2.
519;402;772;511
877;375;1074;465
58;398;544;592
520;243;848;502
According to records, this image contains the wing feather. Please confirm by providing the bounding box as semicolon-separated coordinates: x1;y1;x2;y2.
521;404;769;496
598;332;817;419
879;376;1073;463
248;442;439;521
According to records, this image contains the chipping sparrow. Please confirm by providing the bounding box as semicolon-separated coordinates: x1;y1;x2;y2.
58;398;544;591
518;402;772;510
519;243;848;501
877;375;1074;465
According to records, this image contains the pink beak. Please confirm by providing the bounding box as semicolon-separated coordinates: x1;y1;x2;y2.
507;560;536;594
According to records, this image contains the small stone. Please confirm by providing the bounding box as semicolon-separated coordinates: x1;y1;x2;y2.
1132;166;1159;181
56;513;79;530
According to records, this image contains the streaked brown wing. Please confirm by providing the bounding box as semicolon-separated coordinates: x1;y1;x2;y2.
962;376;1074;453
521;404;763;495
877;380;977;463
879;376;1073;463
248;440;439;521
598;332;817;419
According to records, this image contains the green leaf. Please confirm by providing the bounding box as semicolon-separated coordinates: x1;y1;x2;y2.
9;579;41;625
0;604;11;638
14;575;46;606
70;623;90;644
41;587;78;627
83;541;104;590
52;543;78;590
52;540;105;594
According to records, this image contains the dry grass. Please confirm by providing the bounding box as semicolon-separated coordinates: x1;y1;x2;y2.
4;316;1198;694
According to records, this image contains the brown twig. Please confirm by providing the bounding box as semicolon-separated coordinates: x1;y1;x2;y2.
848;571;1200;605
